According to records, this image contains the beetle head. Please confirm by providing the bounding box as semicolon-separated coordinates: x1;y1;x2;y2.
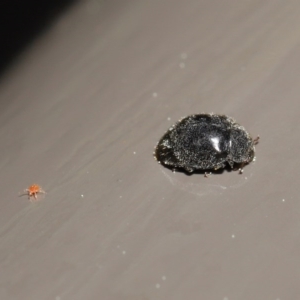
228;127;255;165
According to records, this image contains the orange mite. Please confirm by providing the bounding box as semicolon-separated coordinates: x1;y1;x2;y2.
23;184;45;201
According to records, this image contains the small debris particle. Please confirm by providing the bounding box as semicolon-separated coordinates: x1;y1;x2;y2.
133;151;136;155
282;199;285;202
153;92;158;98
122;251;126;255
156;284;160;289
162;276;166;281
231;234;235;239
179;62;185;69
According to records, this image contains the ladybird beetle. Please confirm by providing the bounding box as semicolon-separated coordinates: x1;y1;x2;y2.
154;114;259;175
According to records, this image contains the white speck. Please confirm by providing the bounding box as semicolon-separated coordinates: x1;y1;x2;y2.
223;297;229;300
152;92;158;98
167;117;171;121
231;234;235;239
253;157;256;162
122;251;126;255
81;194;84;198
156;283;160;289
245;177;248;180
179;62;185;69
119;196;122;199
133;151;136;155
180;53;188;59
282;199;285;202
56;297;61;300
162;276;166;280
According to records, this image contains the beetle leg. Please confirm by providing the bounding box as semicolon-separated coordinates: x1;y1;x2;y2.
253;136;260;145
204;172;212;178
185;167;194;173
237;162;246;174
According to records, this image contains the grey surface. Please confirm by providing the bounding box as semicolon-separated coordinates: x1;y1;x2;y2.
0;0;300;299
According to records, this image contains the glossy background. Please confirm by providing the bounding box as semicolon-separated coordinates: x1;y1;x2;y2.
0;0;299;299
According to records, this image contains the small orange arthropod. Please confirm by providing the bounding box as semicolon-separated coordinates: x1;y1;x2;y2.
22;184;46;201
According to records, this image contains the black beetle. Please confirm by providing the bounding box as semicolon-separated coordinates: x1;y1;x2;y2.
154;114;259;175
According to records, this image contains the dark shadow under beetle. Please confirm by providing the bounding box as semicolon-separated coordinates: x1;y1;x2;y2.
161;162;250;177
